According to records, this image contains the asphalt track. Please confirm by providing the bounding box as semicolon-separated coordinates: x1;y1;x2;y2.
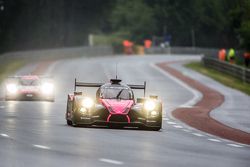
0;55;249;167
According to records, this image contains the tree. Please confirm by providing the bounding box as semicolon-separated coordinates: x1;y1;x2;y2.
237;0;250;50
110;0;156;43
147;0;237;47
0;0;113;52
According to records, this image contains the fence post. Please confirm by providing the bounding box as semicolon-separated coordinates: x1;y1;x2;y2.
242;68;246;83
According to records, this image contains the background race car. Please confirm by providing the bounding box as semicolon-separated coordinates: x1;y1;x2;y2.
5;75;55;102
66;78;162;131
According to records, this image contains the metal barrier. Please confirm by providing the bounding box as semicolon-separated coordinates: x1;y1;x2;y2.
202;57;250;83
146;46;218;56
0;46;113;61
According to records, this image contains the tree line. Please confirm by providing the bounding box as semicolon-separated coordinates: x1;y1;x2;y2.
0;0;249;52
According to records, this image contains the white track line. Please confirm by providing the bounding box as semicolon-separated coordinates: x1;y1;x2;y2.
237;143;249;147
227;144;244;148
178;105;194;108
1;133;9;138
162;118;169;121
182;129;191;132
33;144;51;150
192;133;204;137
173;125;183;129
166;121;176;125
207;138;221;142
99;158;124;165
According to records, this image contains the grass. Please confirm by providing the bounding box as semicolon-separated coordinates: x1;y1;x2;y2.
185;62;250;95
0;58;26;82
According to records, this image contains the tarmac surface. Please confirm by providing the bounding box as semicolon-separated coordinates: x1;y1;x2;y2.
0;54;249;167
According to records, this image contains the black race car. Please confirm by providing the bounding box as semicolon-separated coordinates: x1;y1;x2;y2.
66;78;162;131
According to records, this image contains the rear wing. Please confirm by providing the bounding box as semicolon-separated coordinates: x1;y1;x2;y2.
74;79;146;97
74;78;104;91
128;81;146;97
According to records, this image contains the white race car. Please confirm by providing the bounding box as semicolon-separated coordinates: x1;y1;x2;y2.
5;75;55;102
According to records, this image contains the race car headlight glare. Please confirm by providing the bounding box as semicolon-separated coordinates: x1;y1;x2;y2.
42;83;54;94
144;100;156;111
82;98;94;108
6;84;18;94
80;107;88;114
150;110;159;117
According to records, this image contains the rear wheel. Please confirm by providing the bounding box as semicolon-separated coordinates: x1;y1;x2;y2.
67;120;72;126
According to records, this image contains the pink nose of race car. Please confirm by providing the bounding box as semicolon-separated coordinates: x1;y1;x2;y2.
101;99;134;123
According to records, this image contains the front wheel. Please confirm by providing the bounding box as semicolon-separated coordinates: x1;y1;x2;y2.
49;99;55;102
5;97;15;101
47;98;55;102
109;124;124;129
145;117;162;131
147;126;161;131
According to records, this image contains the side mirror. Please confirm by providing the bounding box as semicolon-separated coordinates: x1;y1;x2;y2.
137;98;145;103
74;91;82;96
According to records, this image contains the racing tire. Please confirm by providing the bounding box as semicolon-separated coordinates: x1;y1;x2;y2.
67;120;72;126
73;124;90;128
145;116;162;131
47;98;55;102
5;96;15;101
147;126;161;131
109;124;124;129
144;118;162;131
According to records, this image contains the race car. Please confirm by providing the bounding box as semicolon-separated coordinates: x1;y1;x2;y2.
5;75;55;102
65;78;162;131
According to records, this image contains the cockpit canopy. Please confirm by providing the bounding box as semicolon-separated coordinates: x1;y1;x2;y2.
97;85;134;100
19;78;40;86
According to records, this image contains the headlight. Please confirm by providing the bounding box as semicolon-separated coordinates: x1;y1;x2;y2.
80;107;88;114
144;100;156;110
6;84;18;94
42;83;54;94
150;110;159;117
82;97;94;108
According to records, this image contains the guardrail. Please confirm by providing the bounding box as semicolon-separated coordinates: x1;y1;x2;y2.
202;57;250;83
0;46;113;61
146;46;218;56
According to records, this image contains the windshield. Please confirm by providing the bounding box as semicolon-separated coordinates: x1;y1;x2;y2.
19;79;40;86
101;87;133;100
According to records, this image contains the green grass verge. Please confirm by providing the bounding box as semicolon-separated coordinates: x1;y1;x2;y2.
185;62;250;96
0;59;26;83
